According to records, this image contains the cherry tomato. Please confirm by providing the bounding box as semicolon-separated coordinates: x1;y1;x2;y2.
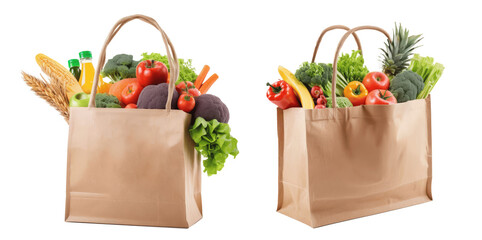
315;104;326;109
362;72;390;93
125;103;137;109
121;81;143;105
365;89;397;105
311;86;323;99
175;81;194;94
177;93;196;113
316;95;327;106
188;88;201;97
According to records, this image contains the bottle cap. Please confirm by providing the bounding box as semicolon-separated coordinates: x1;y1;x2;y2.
68;59;80;68
79;51;92;59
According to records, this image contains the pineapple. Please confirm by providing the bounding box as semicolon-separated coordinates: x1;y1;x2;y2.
380;23;423;77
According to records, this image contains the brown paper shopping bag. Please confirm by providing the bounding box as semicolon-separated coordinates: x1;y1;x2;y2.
65;15;202;228
277;26;432;227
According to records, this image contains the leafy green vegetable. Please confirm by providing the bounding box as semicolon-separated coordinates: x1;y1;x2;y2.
389;70;424;103
141;52;197;85
101;54;139;82
408;54;444;99
326;97;353;108
337;50;369;83
189;117;239;176
295;62;332;88
322;71;349;97
95;93;121;108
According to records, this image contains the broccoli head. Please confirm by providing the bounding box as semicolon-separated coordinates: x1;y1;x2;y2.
389;70;425;103
101;54;139;82
295;62;332;88
95;93;121;108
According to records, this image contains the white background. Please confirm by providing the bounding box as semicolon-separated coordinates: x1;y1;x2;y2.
2;0;481;239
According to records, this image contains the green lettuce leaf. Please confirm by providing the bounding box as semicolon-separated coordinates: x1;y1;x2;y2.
189;117;239;176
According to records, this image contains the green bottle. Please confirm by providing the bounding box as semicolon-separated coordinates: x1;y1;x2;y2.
68;59;81;81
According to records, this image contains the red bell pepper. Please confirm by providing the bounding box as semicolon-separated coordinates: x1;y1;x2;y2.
266;80;300;109
136;60;168;87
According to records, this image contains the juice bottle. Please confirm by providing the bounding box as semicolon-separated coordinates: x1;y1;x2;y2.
79;51;105;94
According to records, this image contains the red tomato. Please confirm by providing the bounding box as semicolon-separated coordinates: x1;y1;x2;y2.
314;104;326;109
121;81;143;105
175;81;194;94
311;86;323;99
316;95;327;106
365;90;397;105
177;93;196;113
125;103;137;109
136;60;168;87
362;72;390;93
188;88;201;97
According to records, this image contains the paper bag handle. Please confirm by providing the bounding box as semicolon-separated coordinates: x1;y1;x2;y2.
88;14;179;111
330;26;391;108
311;25;363;63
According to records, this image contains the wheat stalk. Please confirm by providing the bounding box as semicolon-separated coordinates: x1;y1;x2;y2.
22;71;70;122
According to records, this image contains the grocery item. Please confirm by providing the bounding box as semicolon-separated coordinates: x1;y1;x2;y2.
140;52;197;84
326;96;353;108
78;51;106;94
337;50;369;83
389;70;424;103
295;62;332;88
121;81;143;105
408;54;445;99
137;83;179;109
35;53;83;99
189;117;238;176
22;71;70;121
310;86;323;99
192;94;229;123
194;65;210;89
178;93;196;113
136;60;168;87
344;81;368;106
381;23;423;77
266;80;300;109
365;89;397;105
69;92;90;107
199;73;218;94
278;66;314;109
95;93;121;108
101;54;139;82
362;72;389;92
68;59;81;81
125;103;137;109
108;78;137;105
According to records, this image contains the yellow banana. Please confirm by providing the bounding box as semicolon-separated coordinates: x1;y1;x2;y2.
278;66;314;109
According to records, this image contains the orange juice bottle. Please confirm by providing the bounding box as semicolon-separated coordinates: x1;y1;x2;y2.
79;51;105;94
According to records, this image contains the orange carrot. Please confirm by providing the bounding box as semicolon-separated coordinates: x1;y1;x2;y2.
199;74;219;94
194;65;210;89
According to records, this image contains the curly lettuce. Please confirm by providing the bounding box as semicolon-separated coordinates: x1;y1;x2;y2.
337;50;369;83
189;117;239;176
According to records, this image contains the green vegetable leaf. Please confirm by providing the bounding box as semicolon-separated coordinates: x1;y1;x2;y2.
189;117;239;176
337;50;369;83
408;54;444;99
